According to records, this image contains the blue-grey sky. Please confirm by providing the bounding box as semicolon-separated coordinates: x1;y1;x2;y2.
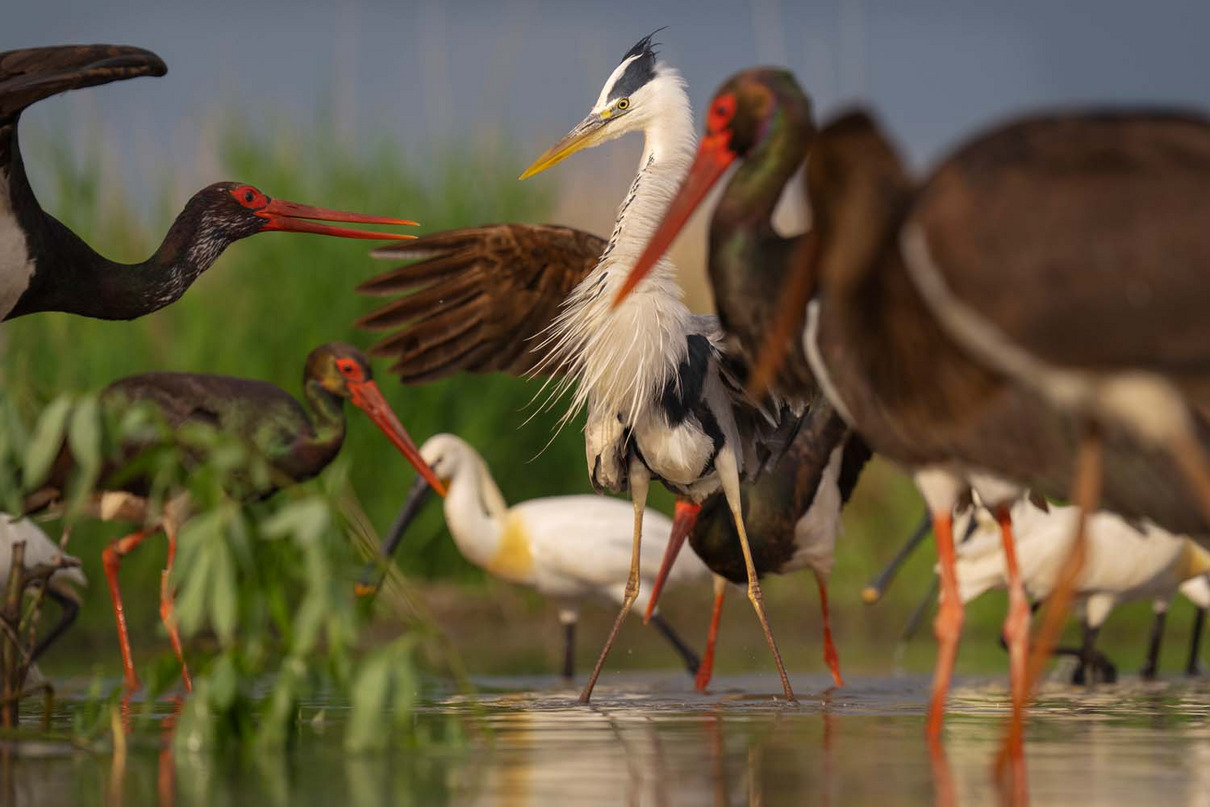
6;0;1210;181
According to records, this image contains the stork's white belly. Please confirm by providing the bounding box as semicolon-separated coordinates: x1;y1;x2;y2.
0;173;34;320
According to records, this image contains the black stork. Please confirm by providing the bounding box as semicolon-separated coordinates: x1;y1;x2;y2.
0;44;417;322
643;398;870;691
617;69;1210;771
26;342;446;691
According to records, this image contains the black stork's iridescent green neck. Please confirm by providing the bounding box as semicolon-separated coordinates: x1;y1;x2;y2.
615;68;819;395
0;44;418;322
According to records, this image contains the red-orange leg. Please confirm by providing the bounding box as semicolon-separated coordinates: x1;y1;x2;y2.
926;511;964;742
695;575;727;691
160;522;192;692
995;505;1030;802
103;530;154;691
815;571;844;688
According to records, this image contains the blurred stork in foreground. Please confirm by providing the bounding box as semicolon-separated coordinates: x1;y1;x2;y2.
0;515;86;662
642;400;868;691
358;433;708;679
0;44;417;322
620;69;1210;770
358;33;803;703
24;344;445;692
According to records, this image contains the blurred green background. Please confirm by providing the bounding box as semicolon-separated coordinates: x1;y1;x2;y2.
1;116;1204;690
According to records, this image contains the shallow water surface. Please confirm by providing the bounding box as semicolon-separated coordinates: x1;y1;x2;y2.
2;673;1209;805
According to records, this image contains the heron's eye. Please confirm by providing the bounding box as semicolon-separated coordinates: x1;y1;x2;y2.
617;98;630;111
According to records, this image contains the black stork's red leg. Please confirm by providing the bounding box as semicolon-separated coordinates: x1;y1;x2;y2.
102;529;154;691
815;571;844;688
926;510;963;742
159;517;192;692
695;575;727;692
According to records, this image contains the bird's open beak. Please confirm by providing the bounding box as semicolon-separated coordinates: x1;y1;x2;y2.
643;500;702;624
612;132;737;308
346;379;448;497
257;199;419;241
355;474;433;598
519;112;610;180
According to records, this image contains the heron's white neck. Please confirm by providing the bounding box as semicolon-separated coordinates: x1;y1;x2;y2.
536;69;698;427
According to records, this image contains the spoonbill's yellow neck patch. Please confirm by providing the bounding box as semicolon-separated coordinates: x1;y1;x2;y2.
486;513;534;583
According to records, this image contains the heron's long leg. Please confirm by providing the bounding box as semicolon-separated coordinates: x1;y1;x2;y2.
695;576;727;692
814;571;844;688
102;529;154;692
716;447;795;702
926;511;963;742
579;458;649;703
995;505;1029;757
159;519;192;693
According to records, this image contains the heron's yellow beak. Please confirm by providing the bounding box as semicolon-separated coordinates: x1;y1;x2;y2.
519;112;610;179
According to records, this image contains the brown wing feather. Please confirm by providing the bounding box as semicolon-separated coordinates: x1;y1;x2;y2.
1;45;166;167
913;111;1210;391
356;224;605;381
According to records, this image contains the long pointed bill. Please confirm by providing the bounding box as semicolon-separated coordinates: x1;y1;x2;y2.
257;199;419;241
356;474;434;598
347;379;447;497
613;133;736;308
643;499;701;624
519;113;609;180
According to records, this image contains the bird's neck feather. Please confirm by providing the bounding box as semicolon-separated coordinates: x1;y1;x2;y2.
539;73;698;426
443;452;511;569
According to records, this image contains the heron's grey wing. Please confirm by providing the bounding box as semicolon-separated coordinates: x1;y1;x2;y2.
356;224;605;382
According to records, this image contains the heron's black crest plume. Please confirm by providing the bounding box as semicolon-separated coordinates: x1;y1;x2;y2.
608;28;666;103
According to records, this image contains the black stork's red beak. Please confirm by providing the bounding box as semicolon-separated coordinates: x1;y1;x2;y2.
613;131;738;308
345;378;448;498
256;199;419;241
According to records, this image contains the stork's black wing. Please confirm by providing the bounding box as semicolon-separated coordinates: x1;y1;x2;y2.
0;45;166;167
356;224;605;382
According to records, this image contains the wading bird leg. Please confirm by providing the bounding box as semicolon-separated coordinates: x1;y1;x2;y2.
1141;607;1166;681
695;576;727;692
926;510;963;742
1187;607;1206;677
559;610;577;680
717;447;796;702
159;519;192;693
579;458;649;703
814;570;844;688
102;529;154;692
996;505;1029;758
648;613;701;675
31;585;81;662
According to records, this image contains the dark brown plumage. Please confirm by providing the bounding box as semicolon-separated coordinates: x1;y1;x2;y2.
357;224;604;381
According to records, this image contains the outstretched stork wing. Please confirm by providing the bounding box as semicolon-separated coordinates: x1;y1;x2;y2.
1;45;166;167
356;224;605;382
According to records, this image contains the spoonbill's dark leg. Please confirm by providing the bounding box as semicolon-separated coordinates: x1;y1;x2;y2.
649;613;701;675
717;447;795;702
579;458;649;703
695;576;727;692
1187;607;1206;676
1141;606;1167;681
159;518;192;692
1073;621;1104;686
926;510;963;742
102;529;154;691
995;505;1029;755
30;585;80;662
814;570;844;688
560;613;577;680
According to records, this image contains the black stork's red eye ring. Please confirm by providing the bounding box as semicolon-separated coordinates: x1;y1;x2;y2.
337;359;360;378
232;185;268;209
708;94;738;132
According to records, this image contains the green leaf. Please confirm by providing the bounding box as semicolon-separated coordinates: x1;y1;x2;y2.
23;395;72;489
345;652;392;753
